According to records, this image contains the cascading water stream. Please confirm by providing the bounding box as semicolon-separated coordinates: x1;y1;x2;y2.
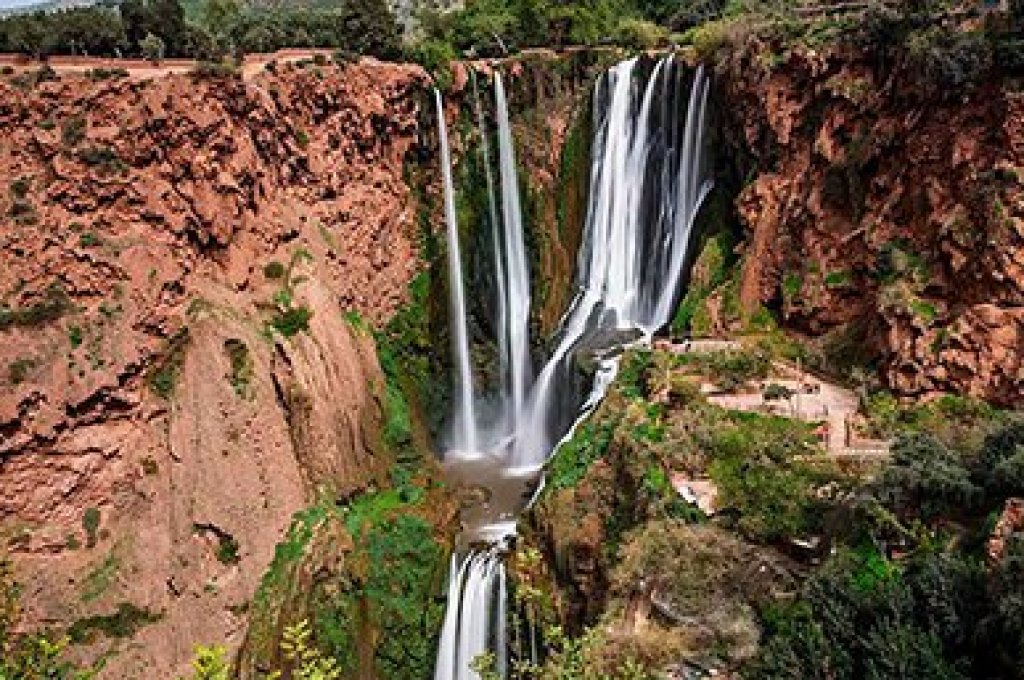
513;57;713;469
495;73;533;435
433;55;713;679
435;88;479;455
470;71;509;422
434;549;507;680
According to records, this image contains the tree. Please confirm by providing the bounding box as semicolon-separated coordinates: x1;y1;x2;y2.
139;31;165;61
120;0;187;57
200;0;241;52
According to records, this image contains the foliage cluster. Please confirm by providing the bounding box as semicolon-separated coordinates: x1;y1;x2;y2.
749;412;1024;679
66;602;162;644
1;556;94;679
146;327;191;399
673;345;771;393
223;338;253;399
0;0;401;61
0;285;72;331
706;409;826;542
247;486;446;680
267;249;314;339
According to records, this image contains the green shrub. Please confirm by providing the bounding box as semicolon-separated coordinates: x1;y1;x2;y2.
224;339;253;398
0;286;72;331
67;602;161;643
191;60;239;79
824;270;853;289
263;261;285;279
82;507;101;548
61;116;87;147
8;177;30;198
271;306;313;338
782;270;798;301
611;17;669;49
215;535;240;565
78;145;126;174
78;231;102;247
8;358;34;385
547;421;615;492
406;39;456;87
763;383;793;401
147;328;190;399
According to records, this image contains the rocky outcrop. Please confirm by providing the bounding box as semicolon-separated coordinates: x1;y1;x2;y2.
0;59;430;677
717;44;1024;405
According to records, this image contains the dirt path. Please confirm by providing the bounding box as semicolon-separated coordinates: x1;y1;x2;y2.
664;340;891;458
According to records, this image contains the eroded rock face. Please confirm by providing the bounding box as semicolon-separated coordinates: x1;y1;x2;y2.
0;59;429;677
719;45;1024;405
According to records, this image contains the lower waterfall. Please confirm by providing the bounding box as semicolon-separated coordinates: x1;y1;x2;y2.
433;54;712;679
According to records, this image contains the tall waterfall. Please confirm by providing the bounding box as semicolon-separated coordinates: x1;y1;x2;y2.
436;89;479;455
495;73;534;436
513;57;712;469
433;54;712;679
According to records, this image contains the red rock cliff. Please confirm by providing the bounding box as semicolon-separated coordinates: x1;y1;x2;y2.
0;59;430;677
719;44;1023;405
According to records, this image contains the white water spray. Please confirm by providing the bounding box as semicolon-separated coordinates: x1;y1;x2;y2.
495;73;533;434
513;57;712;469
436;88;479;455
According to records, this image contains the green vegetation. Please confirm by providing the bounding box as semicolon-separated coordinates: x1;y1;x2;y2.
8;357;34;385
263;261;286;280
216;535;240;565
78;145;127;175
0;0;401;61
188;620;345;680
66;602;162;644
823;269;853;289
267;250;314;339
141;457;159;476
81;550;119;603
271;306;313;337
749;416;1024;679
673;345;771;393
78;232;102;248
671;190;738;337
546;421;615;492
374;271;445;461
1;630;86;680
147;328;191;399
223;338;253;398
82;507;101;549
707;410;824;542
247;485;447;680
531;345;1024;678
61;116;87;147
184;645;230;680
0;286;72;331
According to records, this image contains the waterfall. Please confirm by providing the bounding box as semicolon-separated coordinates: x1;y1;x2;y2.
494;73;533;435
436;88;479;455
434;549;507;680
513;57;712;469
433;55;713;679
471;72;509;426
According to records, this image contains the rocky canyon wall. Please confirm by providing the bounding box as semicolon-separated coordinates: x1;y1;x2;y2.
714;39;1023;405
0;58;431;677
